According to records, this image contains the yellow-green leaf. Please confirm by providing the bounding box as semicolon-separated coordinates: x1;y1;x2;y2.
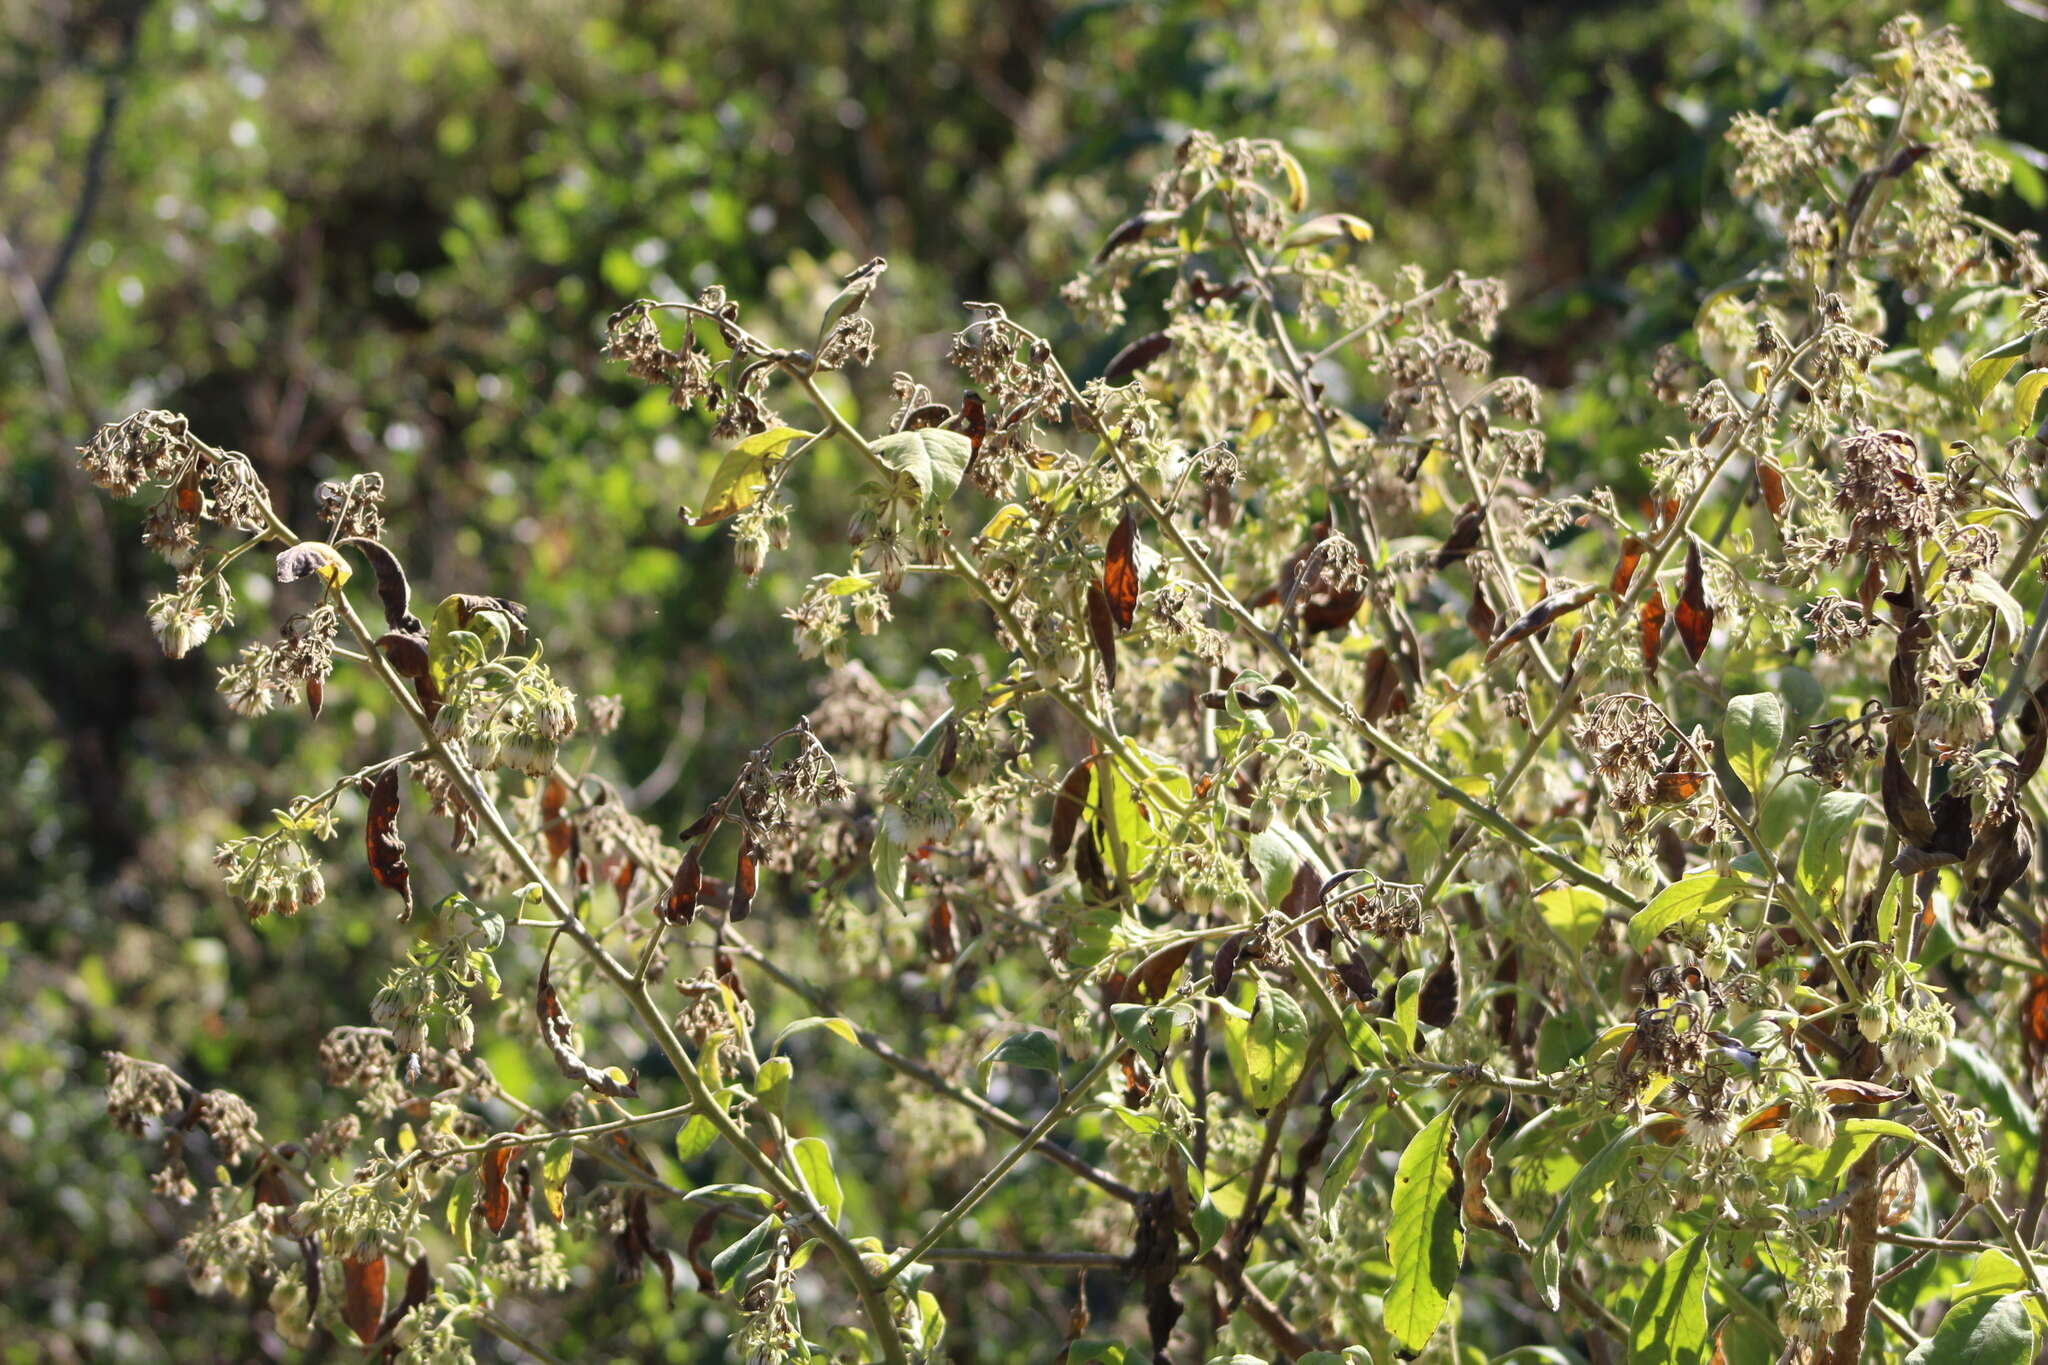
1385;1107;1465;1353
2016;367;2048;430
1626;874;1750;951
1629;1231;1710;1365
692;426;812;526
792;1136;844;1226
541;1138;573;1222
1968;334;2031;410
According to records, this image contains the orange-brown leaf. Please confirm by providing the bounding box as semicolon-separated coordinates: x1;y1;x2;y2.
1483;585;1597;664
1758;460;1787;518
1641;588;1667;678
662;843;703;926
1103;512;1140;631
480;1145;515;1234
1675;539;1714;664
364;767;414;919
541;778;573;869
1651;771;1709;803
730;837;759;922
341;1254;387;1345
1085;583;1119;689
1610;535;1647;597
1119;940;1194;1003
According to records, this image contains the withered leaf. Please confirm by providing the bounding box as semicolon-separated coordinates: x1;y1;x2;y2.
542;778;574;869
926;897;959;963
662;843;703;926
937;718;960;778
1650;771;1709;804
274;540;350;588
1281;860;1321;920
446;592;530;632
1361;646;1408;723
364;767;414;920
1466;581;1497;642
1482;585;1597;664
480;1145;515;1235
1050;757;1096;862
1757;460;1787;519
375;1255;432;1343
1333;953;1375;1007
730;837;759;922
1104;332;1173;384
1812;1079;1908;1106
1610;535;1646;597
1211;932;1248;997
1640;588;1667;677
342;537;420;632
538;937;640;1097
1432;502;1485;570
1896;788;1978;878
375;630;431;679
305;677;323;722
686;1208;720;1293
1119;940;1194;1004
953;391;988;454
677;807;721;845
1417;940;1460;1030
1085;583;1119;689
1103;512;1140;631
1881;740;1935;845
341;1253;387;1346
901;402;952;432
1961;808;2032;929
175;466;202;516
1461;1106;1530;1253
2018;682;2048;788
1675;538;1714;664
1094;208;1179;264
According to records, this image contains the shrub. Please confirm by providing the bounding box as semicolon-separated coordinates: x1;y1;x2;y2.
84;14;2048;1363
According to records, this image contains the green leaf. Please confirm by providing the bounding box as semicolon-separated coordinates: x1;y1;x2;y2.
869;428;972;506
674;1113;718;1164
772;1015;861;1050
1385;1106;1466;1353
1532;1122;1649;1309
1629;1231;1710;1365
1111;1003;1177;1068
447;1172;475;1259
1223;982;1311;1110
2017;367;2048;430
1537;887;1608;954
1722;693;1784;801
1968;333;2032;410
1905;1292;2038;1365
692;426;811;526
1625;875;1750;951
791;1136;844;1226
1391;968;1425;1055
1953;1251;2027;1307
980;1030;1060;1088
540;1138;573;1222
1247;822;1325;904
711;1215;781;1293
1193;1189;1229;1259
687;1182;776;1207
1967;573;2025;647
753;1055;793;1114
871;825;908;912
1796;790;1869;913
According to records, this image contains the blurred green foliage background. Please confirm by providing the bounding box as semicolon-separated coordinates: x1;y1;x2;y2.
5;0;2047;1359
